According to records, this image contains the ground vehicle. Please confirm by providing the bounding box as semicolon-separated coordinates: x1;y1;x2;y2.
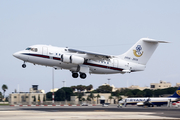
102;103;109;107
81;103;88;106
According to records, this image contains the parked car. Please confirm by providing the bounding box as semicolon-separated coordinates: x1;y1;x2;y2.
81;103;88;106
102;103;109;107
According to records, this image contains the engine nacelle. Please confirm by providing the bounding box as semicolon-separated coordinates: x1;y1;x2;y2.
61;54;84;64
137;102;144;106
61;54;71;63
70;55;85;64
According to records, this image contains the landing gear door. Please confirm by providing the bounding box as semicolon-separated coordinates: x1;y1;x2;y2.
42;47;48;55
78;65;89;73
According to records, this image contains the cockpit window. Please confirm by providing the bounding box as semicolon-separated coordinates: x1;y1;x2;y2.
25;47;38;52
26;47;31;50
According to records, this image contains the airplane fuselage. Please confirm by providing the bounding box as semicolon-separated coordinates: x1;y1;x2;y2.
120;97;178;106
14;45;145;75
13;38;168;79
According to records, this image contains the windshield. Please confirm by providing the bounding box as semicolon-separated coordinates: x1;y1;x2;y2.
26;47;31;50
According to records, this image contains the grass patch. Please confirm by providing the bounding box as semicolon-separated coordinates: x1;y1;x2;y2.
0;104;9;106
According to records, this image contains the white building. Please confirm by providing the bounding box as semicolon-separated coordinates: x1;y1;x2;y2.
175;83;180;87
128;85;149;90
71;93;127;104
150;80;171;90
9;85;46;105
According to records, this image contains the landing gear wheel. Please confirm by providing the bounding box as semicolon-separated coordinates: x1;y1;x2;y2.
80;73;86;79
22;64;26;68
72;73;78;78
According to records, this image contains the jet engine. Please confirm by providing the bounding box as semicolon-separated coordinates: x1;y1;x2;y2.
61;54;84;64
137;102;144;106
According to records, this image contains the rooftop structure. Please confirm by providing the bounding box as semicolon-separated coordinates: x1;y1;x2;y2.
150;80;171;90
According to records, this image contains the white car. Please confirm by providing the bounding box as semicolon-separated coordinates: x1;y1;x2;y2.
81;103;88;106
102;103;109;107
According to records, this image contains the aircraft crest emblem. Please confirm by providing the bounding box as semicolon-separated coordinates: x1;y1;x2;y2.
176;90;180;96
133;45;143;57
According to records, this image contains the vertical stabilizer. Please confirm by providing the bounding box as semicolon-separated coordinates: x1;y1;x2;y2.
169;87;180;98
121;38;168;65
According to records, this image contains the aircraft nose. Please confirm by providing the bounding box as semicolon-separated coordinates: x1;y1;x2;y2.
13;52;20;58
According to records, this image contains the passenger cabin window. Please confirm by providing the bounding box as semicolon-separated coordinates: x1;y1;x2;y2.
25;47;38;52
31;48;38;52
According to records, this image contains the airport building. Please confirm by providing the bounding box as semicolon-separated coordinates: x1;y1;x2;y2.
50;88;59;92
116;80;179;91
9;85;46;105
71;93;127;104
128;85;149;90
150;80;171;90
175;83;180;87
116;85;149;91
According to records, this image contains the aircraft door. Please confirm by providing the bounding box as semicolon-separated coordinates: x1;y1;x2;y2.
113;59;118;67
42;47;48;55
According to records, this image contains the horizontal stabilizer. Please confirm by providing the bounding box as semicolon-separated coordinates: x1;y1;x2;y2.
143;39;169;43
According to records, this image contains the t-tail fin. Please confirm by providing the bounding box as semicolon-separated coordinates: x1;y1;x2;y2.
169;87;180;98
121;38;168;65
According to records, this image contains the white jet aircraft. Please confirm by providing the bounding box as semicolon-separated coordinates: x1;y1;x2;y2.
119;87;180;107
13;38;168;79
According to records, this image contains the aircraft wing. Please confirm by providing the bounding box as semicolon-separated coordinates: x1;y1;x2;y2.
68;48;113;59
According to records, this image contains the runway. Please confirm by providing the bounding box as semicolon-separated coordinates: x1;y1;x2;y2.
0;105;180;120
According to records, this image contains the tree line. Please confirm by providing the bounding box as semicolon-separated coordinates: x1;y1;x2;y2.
70;84;93;92
46;84;178;101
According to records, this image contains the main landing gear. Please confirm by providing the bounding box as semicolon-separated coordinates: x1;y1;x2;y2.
80;73;86;79
22;62;26;68
72;72;87;79
72;73;78;78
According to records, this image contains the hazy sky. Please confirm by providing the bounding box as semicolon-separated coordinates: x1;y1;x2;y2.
1;0;180;95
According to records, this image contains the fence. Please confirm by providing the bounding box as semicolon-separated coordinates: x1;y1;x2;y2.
11;101;96;105
0;102;9;104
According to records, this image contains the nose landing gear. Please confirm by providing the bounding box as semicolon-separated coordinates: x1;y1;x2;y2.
22;62;26;68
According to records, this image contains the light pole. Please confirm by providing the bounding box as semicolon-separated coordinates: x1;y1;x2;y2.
108;78;111;85
62;81;65;87
62;81;66;104
52;68;54;104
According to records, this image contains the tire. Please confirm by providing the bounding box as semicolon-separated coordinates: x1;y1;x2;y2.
22;64;26;68
80;73;86;79
72;73;78;78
